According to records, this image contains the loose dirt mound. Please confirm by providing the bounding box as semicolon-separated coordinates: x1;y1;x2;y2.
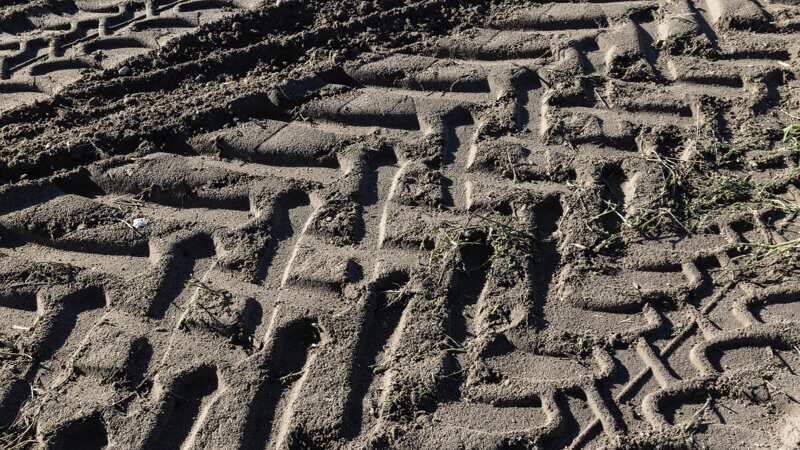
2;0;800;448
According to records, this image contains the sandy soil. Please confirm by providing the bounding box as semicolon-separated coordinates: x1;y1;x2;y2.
2;0;800;448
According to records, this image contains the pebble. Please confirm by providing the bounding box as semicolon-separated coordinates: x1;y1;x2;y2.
118;66;131;76
132;218;150;229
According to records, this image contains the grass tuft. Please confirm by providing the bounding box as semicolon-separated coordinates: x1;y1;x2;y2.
590;127;800;255
730;238;800;274
426;213;536;282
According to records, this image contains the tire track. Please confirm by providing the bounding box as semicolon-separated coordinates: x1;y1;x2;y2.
0;0;256;111
2;0;800;447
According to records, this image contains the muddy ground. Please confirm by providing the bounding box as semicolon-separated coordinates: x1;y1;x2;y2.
2;0;800;448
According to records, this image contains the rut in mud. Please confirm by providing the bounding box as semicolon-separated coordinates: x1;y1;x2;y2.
3;0;800;448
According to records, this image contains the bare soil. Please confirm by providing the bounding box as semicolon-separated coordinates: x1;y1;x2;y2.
2;0;800;448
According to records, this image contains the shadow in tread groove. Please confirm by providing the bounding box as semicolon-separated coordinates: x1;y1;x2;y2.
29;59;92;76
257;192;311;284
150;234;217;319
46;413;108;450
343;272;412;438
447;239;493;344
0;290;37;311
241;318;319;449
133;17;195;31
441;110;474;209
0;82;40;93
145;365;219;450
84;37;151;53
596;163;627;240
530;196;563;326
541;391;586;448
38;286;107;361
177;0;237;12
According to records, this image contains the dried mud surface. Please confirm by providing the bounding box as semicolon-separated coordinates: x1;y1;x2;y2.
2;0;800;448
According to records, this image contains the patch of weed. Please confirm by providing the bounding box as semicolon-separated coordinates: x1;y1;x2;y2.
426;213;536;282
590;132;800;254
412;335;465;361
730;238;800;274
783;123;800;150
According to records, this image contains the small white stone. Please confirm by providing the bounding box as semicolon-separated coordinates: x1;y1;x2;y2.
132;218;150;229
118;66;131;76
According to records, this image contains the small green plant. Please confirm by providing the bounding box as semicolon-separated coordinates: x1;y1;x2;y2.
750;153;784;169
382;387;411;417
708;175;750;203
308;322;323;347
654;157;767;226
427;213;537;282
730;238;800;273
278;371;304;385
591;204;674;253
782;123;800;150
716;133;770;167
